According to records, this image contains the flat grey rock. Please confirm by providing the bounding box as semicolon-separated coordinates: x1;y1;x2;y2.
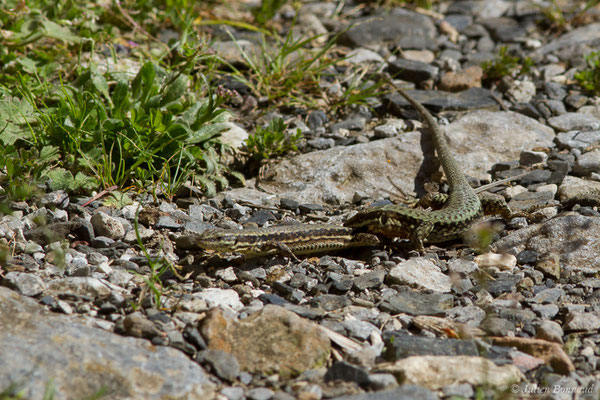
380;355;523;390
556;130;600;150
506;190;557;215
331;385;438;400
341;11;436;50
558;175;600;207
45;277;111;300
0;287;214;399
388;59;439;83
480;17;526;42
387;258;452;293
24;219;94;245
218;111;553;205
548;113;600;132
533;22;600;60
574;149;600;176
536;320;564;344
385;88;499;112
494;213;600;272
382;332;479;361
379;291;454;316
564;312;600;332
2;271;45;297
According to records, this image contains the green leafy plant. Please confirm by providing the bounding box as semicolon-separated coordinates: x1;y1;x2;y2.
0;379;63;400
1;0;247;199
538;0;568;31
481;46;533;82
18;61;243;197
370;0;436;8
246;117;302;162
252;0;288;25
0;146;60;201
132;206;177;309
103;192;133;208
329;67;389;112
538;0;600;33
575;51;600;95
0;380;26;400
225;26;341;107
402;0;435;8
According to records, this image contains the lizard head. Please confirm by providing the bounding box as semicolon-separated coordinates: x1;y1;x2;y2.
196;228;240;252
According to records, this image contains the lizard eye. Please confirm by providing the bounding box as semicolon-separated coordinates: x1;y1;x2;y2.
379;214;392;227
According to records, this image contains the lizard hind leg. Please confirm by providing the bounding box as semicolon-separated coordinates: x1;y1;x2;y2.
478;192;513;219
417;192;448;210
409;221;435;253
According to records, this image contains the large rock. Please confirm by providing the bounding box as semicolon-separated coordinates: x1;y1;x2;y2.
340;10;436;50
491;336;574;375
24;219;94;245
382;333;479;361
435;110;554;182
45;277;112;300
387;258;452;293
532;22;600;61
200;305;330;378
0;287;214;399
493;213;600;273
379;291;454;316
90;211;125;240
331;385;437;400
219;111;553;206
379;355;523;390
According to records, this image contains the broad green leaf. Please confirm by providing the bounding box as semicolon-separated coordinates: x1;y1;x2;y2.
73;172;98;192
41;19;81;44
196;175;216;197
160;75;188;107
16;58;38;74
140;62;156;100
89;64;111;103
46;168;98;192
214;174;229;190
5;159;14;176
46;168;75;191
39;146;60;163
103;118;124;131
146;94;162;109
132;62;155;100
0;97;35;145
112;80;129;112
166;122;190;137
103;192;133;207
179;101;202;125
229;171;246;185
186;123;228;144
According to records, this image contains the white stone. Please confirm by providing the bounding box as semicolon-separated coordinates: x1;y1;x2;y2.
52;209;69;222
215;267;237;283
474;253;517;271
120;202;141;220
507;80;536;103
345;48;384;65
193;288;243;311
382;355;523;389
534;184;558;196
447;259;478;274
388;258;452;293
91;211;125;240
220;122;249;149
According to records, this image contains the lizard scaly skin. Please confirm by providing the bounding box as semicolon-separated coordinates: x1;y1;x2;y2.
344;84;483;251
